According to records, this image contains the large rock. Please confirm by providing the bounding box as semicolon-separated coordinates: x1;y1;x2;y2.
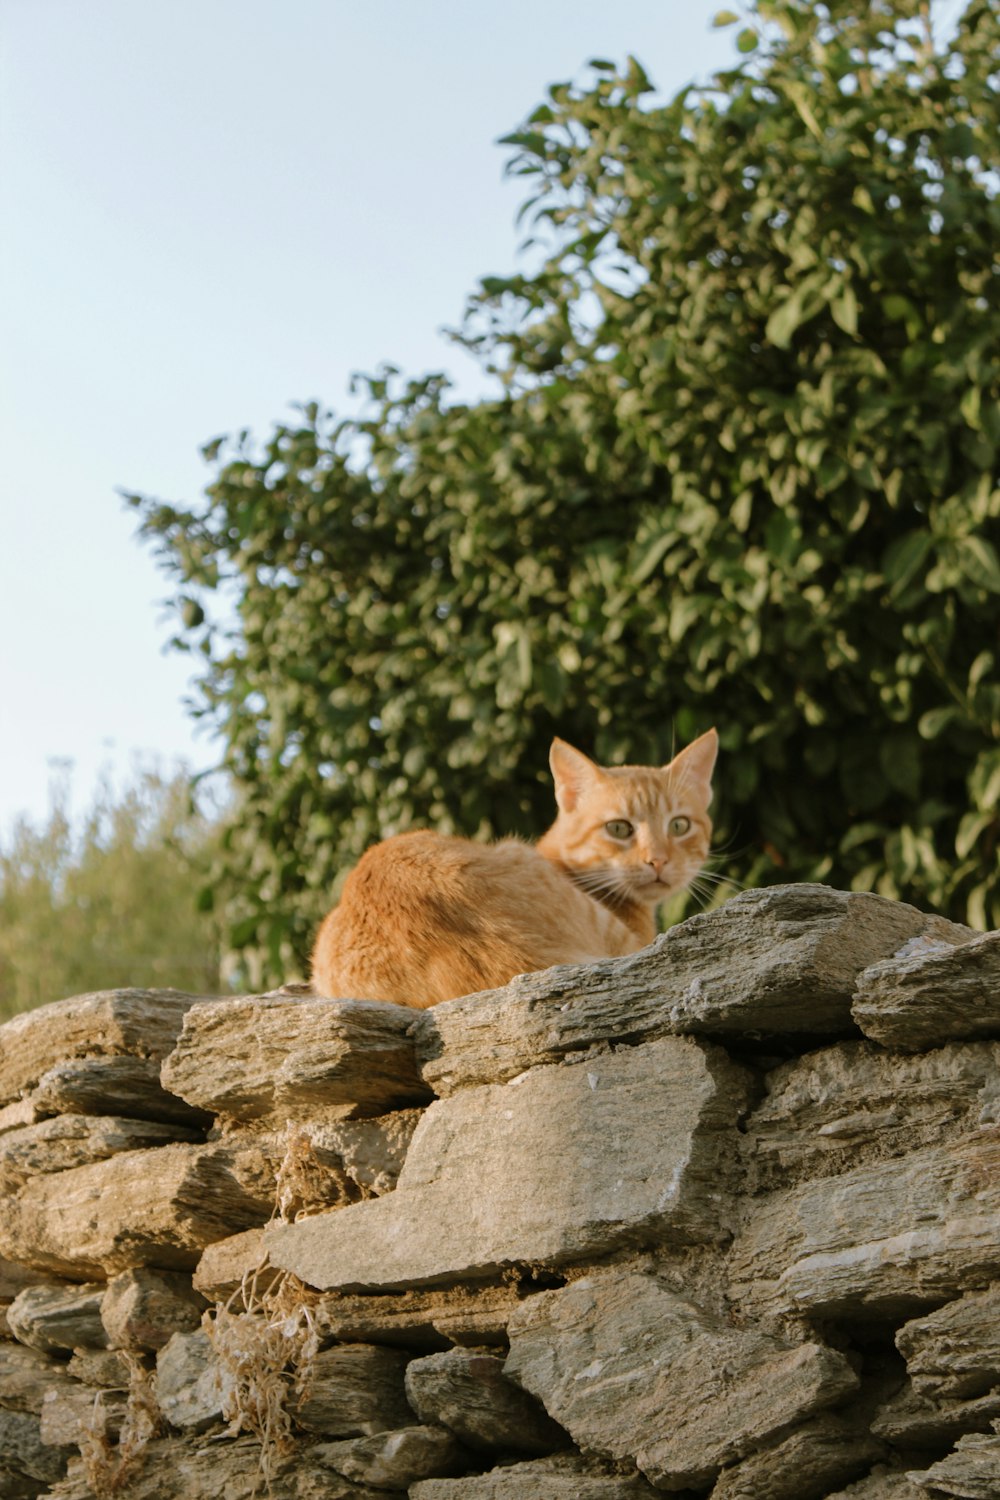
156;1329;231;1432
415;886;968;1093
0;1343;74;1414
0;989;205;1106
871;1383;1000;1449
708;1412;882;1500
266;1038;752;1292
101;1267;206;1352
410;1453;661;1499
0;1142;275;1279
404;1349;566;1455
30;1055;208;1126
314;1284;521;1353
854;931;1000;1050
313;1426;465;1488
895;1285;1000;1399
6;1283;106;1353
294;1345;414;1436
0;1407;69;1485
745;1041;1000;1190
908;1432;1000;1496
0;1114;201;1193
728;1129;1000;1317
503;1272;857;1491
161;994;431;1124
43;1436;394;1499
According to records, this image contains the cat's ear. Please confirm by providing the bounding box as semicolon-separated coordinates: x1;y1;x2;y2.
665;728;718;802
550;738;602;813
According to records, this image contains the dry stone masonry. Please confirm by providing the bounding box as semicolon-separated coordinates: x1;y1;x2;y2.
0;884;997;1498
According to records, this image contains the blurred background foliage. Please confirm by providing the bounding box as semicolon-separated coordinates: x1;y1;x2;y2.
128;0;1000;986
0;767;223;1020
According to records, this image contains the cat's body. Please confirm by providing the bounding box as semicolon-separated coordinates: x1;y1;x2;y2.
310;730;717;1008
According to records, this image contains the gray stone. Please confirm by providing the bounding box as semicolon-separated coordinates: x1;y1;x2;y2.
855;931;1000;1051
895;1284;1000;1399
0;1408;68;1484
745;1042;1000;1191
728;1130;1000;1317
0;1141;275;1279
0;1114;201;1193
504;1272;857;1490
871;1384;1000;1448
409;1452;667;1497
6;1283;106;1354
314;1425;464;1487
41;1435;393;1499
160;994;431;1125
266;1038;752;1292
708;1413;882;1499
39;1383;127;1447
909;1432;1000;1496
824;1474;928;1500
100;1268;206;1352
295;1344;414;1436
0;1260;48;1302
156;1328;231;1432
415;886;968;1093
0;1342;74;1414
307;1110;423;1198
0;989;206;1107
30;1056;208;1127
404;1348;566;1455
66;1348;134;1388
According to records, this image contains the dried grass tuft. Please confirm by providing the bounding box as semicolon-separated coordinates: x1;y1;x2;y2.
78;1352;162;1498
206;1263;319;1492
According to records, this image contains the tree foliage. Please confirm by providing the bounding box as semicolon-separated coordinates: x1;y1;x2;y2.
0;767;223;1019
130;0;1000;983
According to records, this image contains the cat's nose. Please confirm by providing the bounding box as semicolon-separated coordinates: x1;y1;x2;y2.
646;857;665;874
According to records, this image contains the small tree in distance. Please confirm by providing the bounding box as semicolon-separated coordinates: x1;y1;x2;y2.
129;0;1000;986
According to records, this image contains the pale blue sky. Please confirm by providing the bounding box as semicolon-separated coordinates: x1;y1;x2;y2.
0;1;758;830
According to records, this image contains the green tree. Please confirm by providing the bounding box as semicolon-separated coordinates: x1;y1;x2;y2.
130;0;1000;985
0;766;223;1019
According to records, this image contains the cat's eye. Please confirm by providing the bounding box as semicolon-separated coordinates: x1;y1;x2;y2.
669;816;692;837
604;820;634;840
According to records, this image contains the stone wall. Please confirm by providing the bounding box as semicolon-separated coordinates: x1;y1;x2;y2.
0;885;998;1499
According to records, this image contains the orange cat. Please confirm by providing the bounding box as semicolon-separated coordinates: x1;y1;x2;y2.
310;730;718;1008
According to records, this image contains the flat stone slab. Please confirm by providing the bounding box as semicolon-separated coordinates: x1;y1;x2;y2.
503;1272;857;1490
266;1038;752;1292
0;1142;276;1278
708;1412;880;1500
896;1284;1000;1400
729;1130;1000;1317
745;1040;1000;1190
314;1284;521;1352
0;1113;201;1193
30;1055;210;1126
909;1432;1000;1496
6;1282;107;1353
161;993;431;1123
854;931;1000;1050
0;989;208;1107
410;1453;661;1498
416;886;967;1093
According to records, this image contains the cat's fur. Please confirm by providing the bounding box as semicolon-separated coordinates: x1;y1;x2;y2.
310;730;718;1008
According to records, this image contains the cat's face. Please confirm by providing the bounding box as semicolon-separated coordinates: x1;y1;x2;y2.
546;731;717;906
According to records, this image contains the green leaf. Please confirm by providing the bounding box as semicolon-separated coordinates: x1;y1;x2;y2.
957;536;1000;594
831;284;859;336
736;27;759;52
882;531;933;595
918;706;958;740
765;290;805;349
631;533;675;584
712;8;740;24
